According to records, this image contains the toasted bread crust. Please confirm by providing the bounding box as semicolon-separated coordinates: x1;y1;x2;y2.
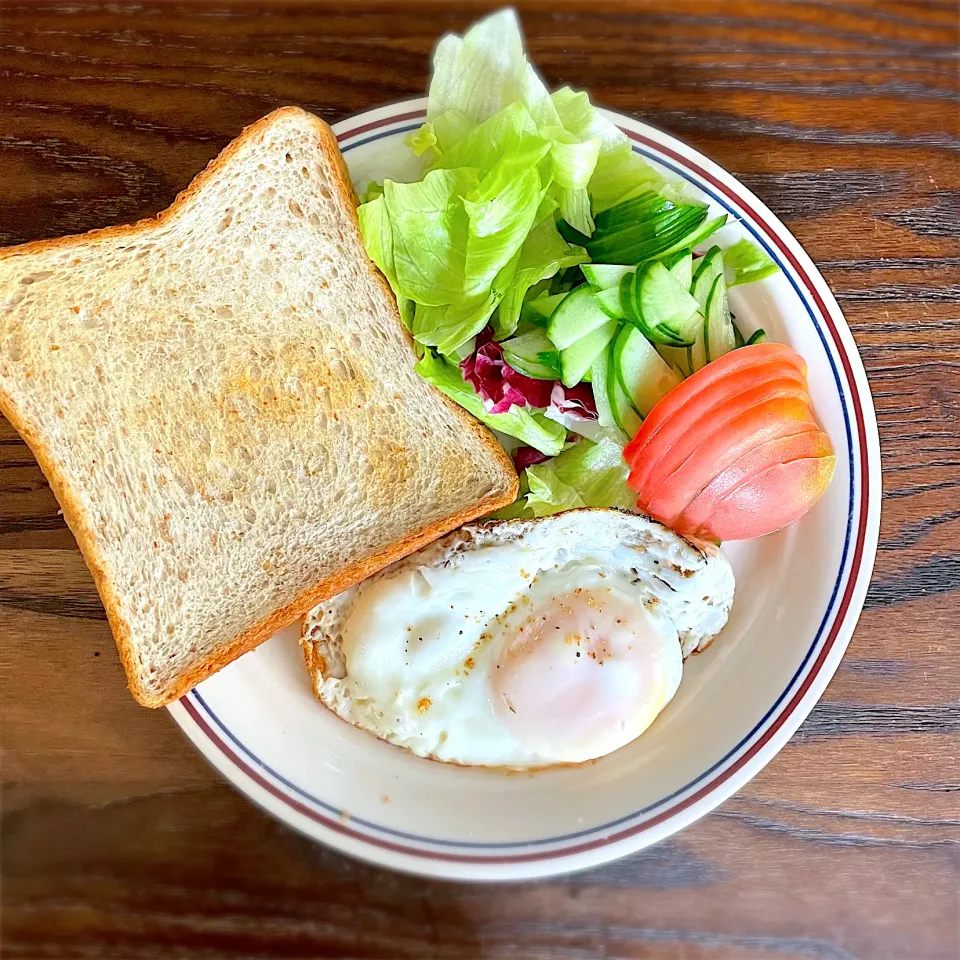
0;107;517;707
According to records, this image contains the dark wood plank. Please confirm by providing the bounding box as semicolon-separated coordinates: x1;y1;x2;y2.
1;2;958;958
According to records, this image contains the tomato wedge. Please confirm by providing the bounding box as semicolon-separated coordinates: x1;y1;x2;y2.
674;427;833;535
629;377;813;502
642;396;819;525
624;342;806;468
625;341;835;541
681;455;837;541
625;360;808;494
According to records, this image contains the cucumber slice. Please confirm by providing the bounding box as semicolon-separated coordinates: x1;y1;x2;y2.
501;329;562;380
703;273;736;365
613;325;682;417
560;319;618;388
688;324;707;372
581;264;634;288
691;247;724;308
590;348;618;430
606;346;643;438
746;328;768;346
620;271;687;348
688;247;724;370
634;262;701;346
526;292;568;320
733;322;745;348
661;214;727;261
595;284;626;319
655;343;692;378
664;249;693;291
547;286;612;350
581;192;711;264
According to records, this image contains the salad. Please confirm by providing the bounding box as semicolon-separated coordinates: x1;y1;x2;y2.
359;9;833;540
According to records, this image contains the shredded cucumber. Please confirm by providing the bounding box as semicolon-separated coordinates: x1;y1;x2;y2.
546;286;611;350
606;347;643;437
703;273;736;365
564;191;712;265
581;263;634;288
501;329;562;380
560;319;617;388
613;325;681;417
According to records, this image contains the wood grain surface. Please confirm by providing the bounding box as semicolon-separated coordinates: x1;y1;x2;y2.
1;2;958;958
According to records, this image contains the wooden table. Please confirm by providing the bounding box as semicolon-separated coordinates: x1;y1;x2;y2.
2;2;958;957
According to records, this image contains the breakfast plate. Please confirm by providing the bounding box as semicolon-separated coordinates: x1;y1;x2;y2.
167;97;881;881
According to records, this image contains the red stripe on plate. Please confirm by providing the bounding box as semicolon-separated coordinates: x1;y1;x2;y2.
336;109;426;142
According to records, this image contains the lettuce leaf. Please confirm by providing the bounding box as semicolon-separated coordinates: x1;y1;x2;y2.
415;351;566;455
487;432;635;520
361;180;384;203
525;467;585;515
382;169;477;305
550;87;626;155
493;212;587;339
463;161;545;296
407;123;438;157
589;148;666;213
433;101;543;175
412;295;498;357
723;238;780;286
432;110;475;154
426;9;556;129
540;125;601;234
357;194;412;327
524;435;635;516
550;86;666;214
357;195;393;284
358;8;683;360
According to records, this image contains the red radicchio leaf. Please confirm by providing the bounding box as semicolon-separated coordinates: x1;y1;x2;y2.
460;329;554;414
513;446;552;470
549;381;598;420
502;365;554;410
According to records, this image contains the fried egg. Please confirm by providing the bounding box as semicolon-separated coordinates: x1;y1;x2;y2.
302;509;734;767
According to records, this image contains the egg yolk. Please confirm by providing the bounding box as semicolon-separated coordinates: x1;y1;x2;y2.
491;588;682;763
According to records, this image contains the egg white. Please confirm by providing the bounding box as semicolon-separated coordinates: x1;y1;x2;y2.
305;510;735;767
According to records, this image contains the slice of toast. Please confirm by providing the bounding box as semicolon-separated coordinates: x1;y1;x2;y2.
0;107;517;707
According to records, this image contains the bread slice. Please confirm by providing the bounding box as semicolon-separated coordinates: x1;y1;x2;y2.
0;106;517;707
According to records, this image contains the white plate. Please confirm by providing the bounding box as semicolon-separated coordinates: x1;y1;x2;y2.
168;98;881;881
